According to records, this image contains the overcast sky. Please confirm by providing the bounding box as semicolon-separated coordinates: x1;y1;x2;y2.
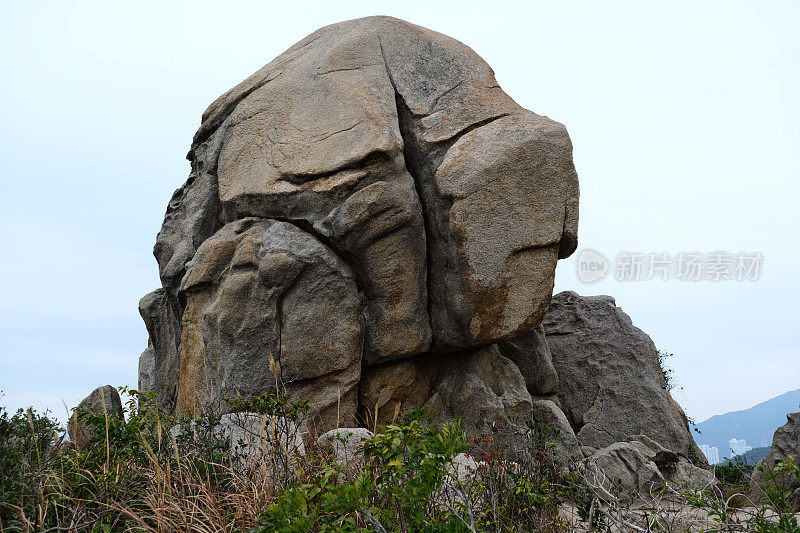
1;1;797;425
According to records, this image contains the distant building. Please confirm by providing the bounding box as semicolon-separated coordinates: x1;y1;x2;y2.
700;444;720;464
728;438;752;457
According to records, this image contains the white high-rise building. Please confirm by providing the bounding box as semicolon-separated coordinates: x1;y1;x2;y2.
728;438;752;457
700;444;720;464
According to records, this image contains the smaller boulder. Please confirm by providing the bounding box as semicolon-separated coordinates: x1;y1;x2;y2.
585;436;718;499
531;399;582;464
449;452;485;484
436;452;487;509
627;435;717;491
672;461;718;490
170;412;305;479
68;385;124;449
586;441;664;498
316;428;374;466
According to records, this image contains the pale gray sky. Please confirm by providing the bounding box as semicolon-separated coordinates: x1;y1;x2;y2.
1;1;797;423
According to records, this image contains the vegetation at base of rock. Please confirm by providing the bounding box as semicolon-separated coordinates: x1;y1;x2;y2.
0;389;796;532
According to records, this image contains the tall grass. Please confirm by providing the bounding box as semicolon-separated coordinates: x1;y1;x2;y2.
1;389;797;532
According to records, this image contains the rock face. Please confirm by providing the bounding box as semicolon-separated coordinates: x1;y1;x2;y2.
541;291;706;467
359;345;534;432
498;325;559;397
176;218;362;430
68;386;124;449
140;16;580;433
750;411;800;503
138;344;155;394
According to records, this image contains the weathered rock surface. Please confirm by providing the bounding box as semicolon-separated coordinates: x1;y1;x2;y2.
138;344;155;394
177;218;362;432
140;16;580;434
359;345;533;432
542;291;706;466
750;411;800;503
68;386;124;449
498;325;559;396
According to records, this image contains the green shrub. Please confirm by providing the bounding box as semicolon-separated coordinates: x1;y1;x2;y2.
714;452;755;486
254;408;473;532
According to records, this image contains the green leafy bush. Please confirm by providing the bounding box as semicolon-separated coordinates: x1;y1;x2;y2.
255;408;473;532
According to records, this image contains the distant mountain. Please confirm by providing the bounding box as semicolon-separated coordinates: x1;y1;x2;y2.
693;388;800;459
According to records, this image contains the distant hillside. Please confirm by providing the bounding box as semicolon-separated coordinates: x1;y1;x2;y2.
721;446;770;466
694;388;800;459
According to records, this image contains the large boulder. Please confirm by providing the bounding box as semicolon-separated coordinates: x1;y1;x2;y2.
750;411;800;504
541;291;706;466
68;385;124;449
139;16;580;432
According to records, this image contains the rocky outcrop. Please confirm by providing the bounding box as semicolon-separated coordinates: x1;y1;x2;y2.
140;16;580;434
137;19;711;501
750;411;800;504
68;386;124;449
541;291;706;466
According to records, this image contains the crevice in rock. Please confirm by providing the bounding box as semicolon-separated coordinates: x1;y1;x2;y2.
271;217;368;297
393;91;438;344
376;36;436;346
440;113;511;154
281;149;389;185
275;286;286;389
